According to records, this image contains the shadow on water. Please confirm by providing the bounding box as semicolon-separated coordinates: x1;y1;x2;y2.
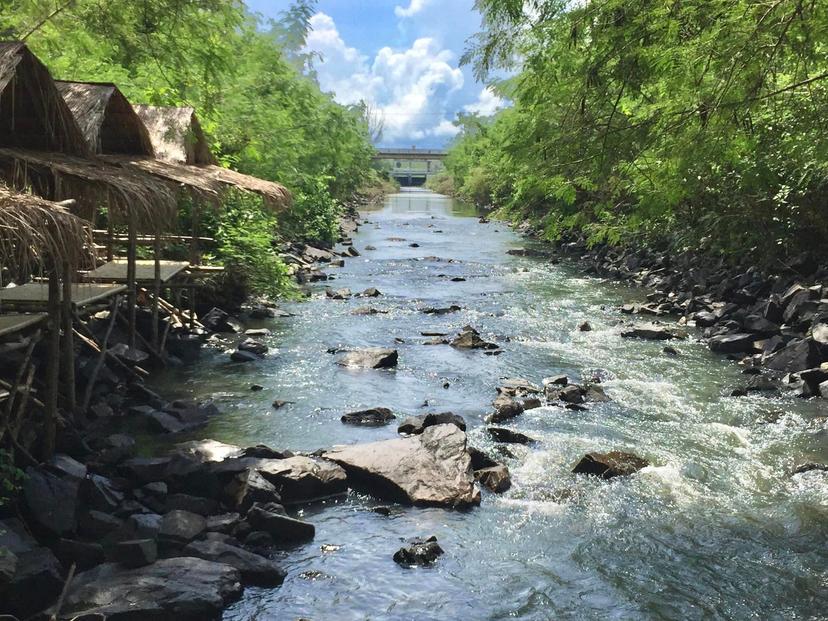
150;188;827;621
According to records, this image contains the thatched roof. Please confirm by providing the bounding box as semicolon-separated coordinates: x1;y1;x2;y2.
133;104;215;165
55;81;154;156
0;147;178;232
0;183;94;274
130;104;290;209
0;42;88;156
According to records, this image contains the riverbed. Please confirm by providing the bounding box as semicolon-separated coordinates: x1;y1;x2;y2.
153;188;827;621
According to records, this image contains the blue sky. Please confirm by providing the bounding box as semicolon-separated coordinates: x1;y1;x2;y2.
244;0;504;147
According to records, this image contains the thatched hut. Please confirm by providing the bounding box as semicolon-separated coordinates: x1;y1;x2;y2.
55;81;154;156
132;104;290;209
0;42;88;156
133;104;215;165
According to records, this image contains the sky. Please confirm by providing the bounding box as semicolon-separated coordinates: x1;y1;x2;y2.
244;0;505;148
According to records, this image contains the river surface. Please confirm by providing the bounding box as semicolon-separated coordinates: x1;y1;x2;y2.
153;189;827;621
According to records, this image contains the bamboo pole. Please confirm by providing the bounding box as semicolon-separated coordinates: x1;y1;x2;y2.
0;330;39;444
127;212;137;349
81;296;120;413
152;235;161;348
43;269;61;459
61;261;76;413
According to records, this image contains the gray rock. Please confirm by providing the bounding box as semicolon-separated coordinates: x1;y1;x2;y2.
81;474;125;513
245;503;315;543
398;412;466;435
542;375;569;387
451;325;498;349
127;513;163;539
583;384;611;403
165;493;220;516
572;451;649;479
63;557;243;620
257;456;348;504
79;510;124;538
159;510;206;545
47;454;87;481
238;338;268;356
621;324;687;340
488;399;525;423
325;287;352;300
23;467;79;536
324;424;480;508
183;540;286;586
231;349;260;363
361;287;381;297
341;407;396;426
559;384;585;404
338;348;399;369
0;519;63;618
764;338;821;373
206;513;241;534
225;469;282;513
54;538;105;570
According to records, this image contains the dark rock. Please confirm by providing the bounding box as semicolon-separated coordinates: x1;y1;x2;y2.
693;311;718;327
398;412;466;434
126;513;163;539
108;538;157;568
81;474;125;513
47;454;87;481
158;510;207;545
579;321;592;332
765;338;822;373
23;467;79;537
742;314;780;335
272;399;293;409
559;384;585;404
341;407;396;426
451;325;498;349
791;463;827;475
0;519;63;618
206;513;241;534
90;433;136;465
244;531;274;548
572;451;649;479
324;424;480;507
238;338;268;356
797;368;828;396
583;384;611;403
165;493;220;516
663;346;679;356
543;375;569;387
474;465;512;493
245;503;315;543
489;399;525;423
63;557;243;620
231;349;260;363
709;333;758;354
54;538;104;570
79;510;124;538
346;246;360;257
202;307;244;333
338;348;399;369
325;287;352;300
422;305;462;315
361;287;382;297
468;446;499;470
119;455;197;484
488;427;534;444
393;536;444;566
225;469;282;513
110;343;150;365
184;540;285;586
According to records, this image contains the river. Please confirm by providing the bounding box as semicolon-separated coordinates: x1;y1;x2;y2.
152;188;827;621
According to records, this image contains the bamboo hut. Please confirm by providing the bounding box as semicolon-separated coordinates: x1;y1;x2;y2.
0;184;95;458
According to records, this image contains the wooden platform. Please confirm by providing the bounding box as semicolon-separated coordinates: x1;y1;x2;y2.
0;284;126;309
84;260;190;284
0;313;47;338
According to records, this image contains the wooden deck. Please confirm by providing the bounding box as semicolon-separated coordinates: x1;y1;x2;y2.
84;259;190;284
0;313;47;338
0;283;126;309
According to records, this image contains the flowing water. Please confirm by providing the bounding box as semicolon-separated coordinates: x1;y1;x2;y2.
152;189;827;621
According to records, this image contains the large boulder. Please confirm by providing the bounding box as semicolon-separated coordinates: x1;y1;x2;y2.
338;348;399;369
224;469;282;513
709;333;758;354
764;338;822;373
257;456;348;504
474;464;512;493
572;451;649;479
62;557;243;620
245;503;315;543
158;510;207;546
183;540;285;586
324;424;481;508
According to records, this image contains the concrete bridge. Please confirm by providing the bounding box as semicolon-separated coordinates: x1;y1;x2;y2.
373;148;447;186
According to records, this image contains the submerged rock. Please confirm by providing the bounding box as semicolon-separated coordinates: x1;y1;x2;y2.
63;557;243;620
572;451;649;479
324;424;480;508
341;407;396;426
393;536;444;567
338;348;399;369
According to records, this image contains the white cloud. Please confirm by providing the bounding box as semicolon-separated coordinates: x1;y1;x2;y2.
463;87;505;116
394;0;431;18
305;13;464;145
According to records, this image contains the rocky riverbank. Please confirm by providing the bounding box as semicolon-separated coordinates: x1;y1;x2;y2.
502;221;828;400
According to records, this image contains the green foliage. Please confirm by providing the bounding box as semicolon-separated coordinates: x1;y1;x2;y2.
443;0;828;261
0;449;23;507
279;177;341;246
214;190;292;299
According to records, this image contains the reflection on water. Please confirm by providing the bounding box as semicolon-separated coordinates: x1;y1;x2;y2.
151;189;827;621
